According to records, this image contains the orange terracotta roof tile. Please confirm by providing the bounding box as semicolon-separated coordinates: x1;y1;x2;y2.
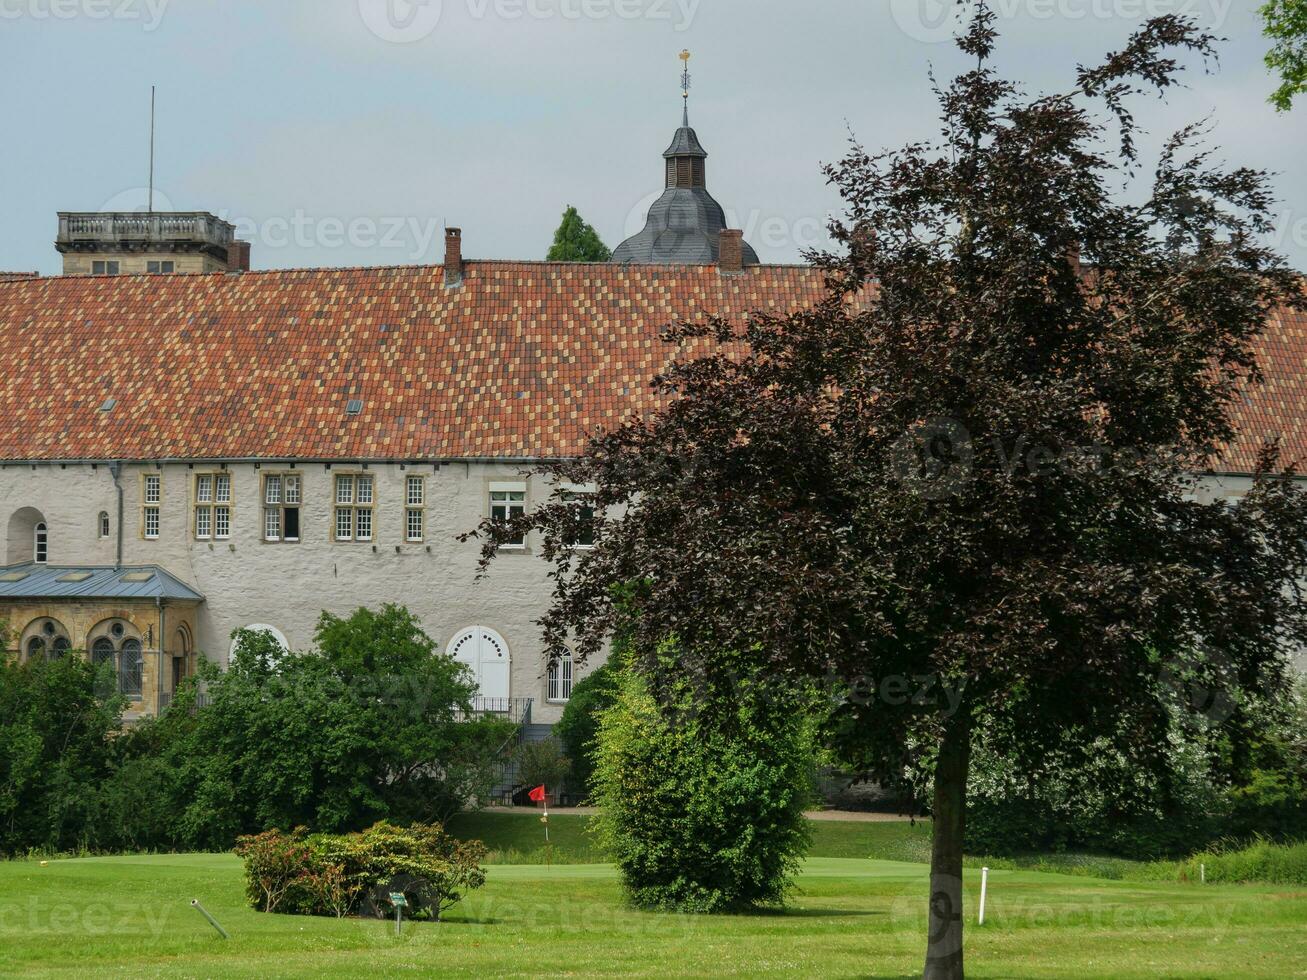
0;262;1299;474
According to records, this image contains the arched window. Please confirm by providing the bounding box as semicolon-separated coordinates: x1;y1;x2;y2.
547;650;574;703
91;637;116;667
98;512;110;538
88;622;144;700
119;639;144;697
22;620;71;662
34;523;48;564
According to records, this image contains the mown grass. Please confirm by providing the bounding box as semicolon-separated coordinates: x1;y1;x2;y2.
1;852;1304;978
453;811;1307;887
448;810;939;865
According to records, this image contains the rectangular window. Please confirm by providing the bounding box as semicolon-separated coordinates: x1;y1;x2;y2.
334;474;373;542
406;475;425;543
490;486;527;547
147;260;175;274
92;260;121;275
213;473;232;540
548;656;574;702
263;473;301;543
563;490;597;548
143;474;161;540
193;473;227;541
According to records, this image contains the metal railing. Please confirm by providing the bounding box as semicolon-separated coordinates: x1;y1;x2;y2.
455;696;533;725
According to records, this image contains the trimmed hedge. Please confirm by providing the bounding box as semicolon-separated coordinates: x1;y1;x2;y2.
592;655;816;913
235;822;486;920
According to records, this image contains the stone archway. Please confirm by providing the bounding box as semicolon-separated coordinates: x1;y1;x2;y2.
6;507;46;565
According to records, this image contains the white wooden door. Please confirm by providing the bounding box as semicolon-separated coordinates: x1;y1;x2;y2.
446;627;511;700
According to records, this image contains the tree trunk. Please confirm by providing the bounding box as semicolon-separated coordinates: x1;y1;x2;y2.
923;707;971;980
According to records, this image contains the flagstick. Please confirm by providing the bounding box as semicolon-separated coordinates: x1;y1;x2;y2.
544;793;550;843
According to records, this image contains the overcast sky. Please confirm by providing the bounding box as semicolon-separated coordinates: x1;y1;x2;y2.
2;0;1303;274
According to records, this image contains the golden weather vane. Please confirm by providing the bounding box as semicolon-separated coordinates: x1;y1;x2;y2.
679;49;692;124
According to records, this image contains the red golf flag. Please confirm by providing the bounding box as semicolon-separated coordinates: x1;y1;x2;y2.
528;785;547;803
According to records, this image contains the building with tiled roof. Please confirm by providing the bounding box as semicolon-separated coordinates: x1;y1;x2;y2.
1;94;1303;725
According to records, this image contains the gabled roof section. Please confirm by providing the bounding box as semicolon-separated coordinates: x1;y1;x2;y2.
0;262;822;461
0;564;204;602
0;263;1300;474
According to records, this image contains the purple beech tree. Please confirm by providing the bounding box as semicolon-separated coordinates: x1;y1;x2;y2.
470;8;1307;977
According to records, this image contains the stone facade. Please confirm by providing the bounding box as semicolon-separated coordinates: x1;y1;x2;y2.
59;252;229;277
0;460;597;725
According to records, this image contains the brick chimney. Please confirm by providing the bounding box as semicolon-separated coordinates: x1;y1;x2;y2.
444;227;463;287
1066;241;1082;276
226;240;252;273
718;229;744;275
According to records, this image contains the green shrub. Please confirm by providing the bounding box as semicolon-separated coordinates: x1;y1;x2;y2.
0;654;123;856
235;821;487;919
1181;837;1307;886
513;738;571;795
554;661;622;800
110;605;515;851
958;681;1307;859
592;652;816;912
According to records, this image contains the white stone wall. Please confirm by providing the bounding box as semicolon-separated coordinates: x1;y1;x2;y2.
0;460;601;724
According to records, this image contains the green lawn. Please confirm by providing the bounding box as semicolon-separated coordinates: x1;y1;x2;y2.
445;810;935;864
1;852;1304;977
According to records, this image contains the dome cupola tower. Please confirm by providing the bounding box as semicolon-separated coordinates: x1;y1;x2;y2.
611;52;760;266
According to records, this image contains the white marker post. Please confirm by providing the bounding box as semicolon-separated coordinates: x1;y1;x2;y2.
1200;863;1205;884
978;867;989;925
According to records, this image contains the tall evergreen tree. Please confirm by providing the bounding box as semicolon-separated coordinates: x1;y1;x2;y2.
546;206;612;262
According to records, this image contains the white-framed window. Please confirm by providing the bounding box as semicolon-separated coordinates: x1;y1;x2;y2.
34;523;48;564
547;651;574;703
490;483;527;547
334;474;374;542
263;473;301;542
194;472;233;541
142;474;161;540
406;475;425;543
98;512;110;539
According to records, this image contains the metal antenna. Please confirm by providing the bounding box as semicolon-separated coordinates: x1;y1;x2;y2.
148;86;156;214
679;49;691;127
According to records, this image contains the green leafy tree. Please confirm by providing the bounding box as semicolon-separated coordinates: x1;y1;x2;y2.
554;661;623;799
1263;0;1307;110
591;651;816;912
0;655;122;854
473;10;1307;976
117;606;513;849
546;206;612;262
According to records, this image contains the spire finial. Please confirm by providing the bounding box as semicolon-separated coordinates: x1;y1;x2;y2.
679;49;691;126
